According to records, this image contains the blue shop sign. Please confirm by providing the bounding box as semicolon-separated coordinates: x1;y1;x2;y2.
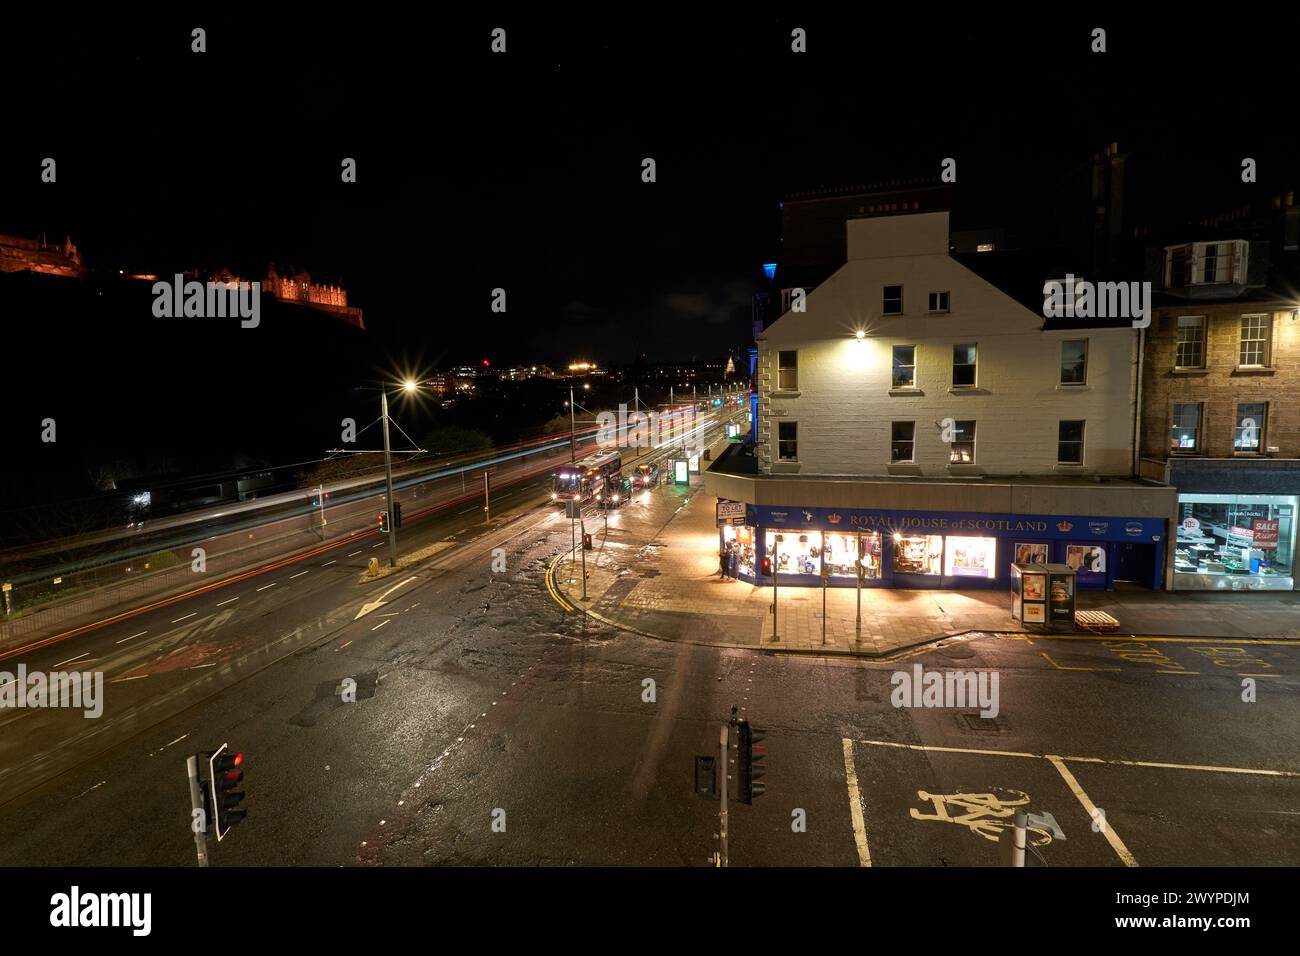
749;506;1163;542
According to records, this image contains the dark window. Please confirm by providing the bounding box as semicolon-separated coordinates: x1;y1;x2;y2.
928;291;950;312
891;422;915;462
1058;420;1085;464
892;345;916;388
777;350;798;390
952;344;977;387
949;420;976;464
1060;339;1087;384
1175;317;1206;369
1170;403;1201;452
777;421;798;461
883;285;903;315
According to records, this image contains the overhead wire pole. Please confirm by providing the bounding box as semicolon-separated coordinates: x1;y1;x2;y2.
570;385;577;463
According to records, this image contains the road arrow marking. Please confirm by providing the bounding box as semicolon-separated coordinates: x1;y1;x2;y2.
354;576;418;620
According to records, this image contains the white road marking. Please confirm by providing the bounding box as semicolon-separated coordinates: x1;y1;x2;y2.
321;560;337;567
1047;755;1138;867
371;620;391;631
290;570;310;579
116;630;148;644
353;576;419;620
53;653;89;668
348;551;363;557
256;583;277;592
371;542;385;549
110;674;149;683
216;597;239;607
188;663;217;670
171;612;198;623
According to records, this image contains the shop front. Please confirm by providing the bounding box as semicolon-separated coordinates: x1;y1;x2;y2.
1165;460;1300;592
1173;493;1296;591
721;505;1165;591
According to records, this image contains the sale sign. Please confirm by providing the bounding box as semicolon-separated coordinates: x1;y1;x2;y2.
1252;519;1280;549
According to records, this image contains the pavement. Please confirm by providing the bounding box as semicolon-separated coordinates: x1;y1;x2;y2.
548;473;1300;657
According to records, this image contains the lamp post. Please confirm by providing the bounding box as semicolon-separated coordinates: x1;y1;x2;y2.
570;385;577;463
379;380;418;568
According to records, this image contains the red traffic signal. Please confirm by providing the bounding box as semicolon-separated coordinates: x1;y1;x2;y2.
582;533;593;550
378;511;391;533
208;744;248;841
760;556;772;576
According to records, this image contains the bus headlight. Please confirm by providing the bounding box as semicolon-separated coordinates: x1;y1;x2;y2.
550;493;557;500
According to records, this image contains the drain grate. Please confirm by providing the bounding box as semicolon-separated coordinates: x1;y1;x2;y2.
957;711;1002;734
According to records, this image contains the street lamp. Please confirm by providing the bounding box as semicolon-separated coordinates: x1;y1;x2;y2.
379;380;421;568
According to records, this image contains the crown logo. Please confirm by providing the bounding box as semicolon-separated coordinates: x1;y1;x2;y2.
827;513;842;524
1056;521;1073;533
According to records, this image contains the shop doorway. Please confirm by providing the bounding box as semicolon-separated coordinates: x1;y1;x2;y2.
1113;543;1156;588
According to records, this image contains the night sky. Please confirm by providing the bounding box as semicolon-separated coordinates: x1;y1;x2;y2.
1;12;1296;505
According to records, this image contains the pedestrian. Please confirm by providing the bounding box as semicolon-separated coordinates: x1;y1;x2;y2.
719;546;729;580
727;545;739;581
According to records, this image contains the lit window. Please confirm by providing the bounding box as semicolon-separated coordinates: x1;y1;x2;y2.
892;345;916;388
1235;403;1266;452
1170;403;1201;452
949;420;976;463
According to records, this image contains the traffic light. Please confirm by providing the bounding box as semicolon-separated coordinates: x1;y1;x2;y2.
393;501;403;529
760;556;772;576
378;510;390;533
582;532;593;550
207;744;247;841
737;719;766;804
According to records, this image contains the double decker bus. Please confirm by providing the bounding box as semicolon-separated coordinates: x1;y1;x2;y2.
550;450;622;505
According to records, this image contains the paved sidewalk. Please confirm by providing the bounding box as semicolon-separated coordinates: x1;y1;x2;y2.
550;477;1300;657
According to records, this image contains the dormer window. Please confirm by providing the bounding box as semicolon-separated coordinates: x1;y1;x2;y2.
1163;241;1248;288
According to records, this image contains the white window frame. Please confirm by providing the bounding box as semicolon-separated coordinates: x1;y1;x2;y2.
1174;316;1207;370
927;291;950;313
1057;420;1085;465
1238;314;1271;368
891;421;915;463
776;349;798;391
1060;338;1088;385
777;420;799;461
883;285;904;315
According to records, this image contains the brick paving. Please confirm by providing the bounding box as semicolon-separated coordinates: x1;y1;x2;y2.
551;472;1300;657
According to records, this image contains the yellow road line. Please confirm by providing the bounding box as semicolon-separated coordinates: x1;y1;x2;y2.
854;737;1300;778
545;553;576;613
1041;652;1121;672
1047;754;1138;867
1006;633;1299;647
841;739;872;867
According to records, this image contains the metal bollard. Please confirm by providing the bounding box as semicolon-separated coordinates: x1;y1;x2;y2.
999;809;1028;867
